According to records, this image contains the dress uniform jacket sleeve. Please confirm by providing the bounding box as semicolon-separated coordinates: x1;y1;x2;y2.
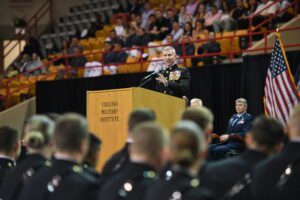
226;114;253;137
167;67;191;97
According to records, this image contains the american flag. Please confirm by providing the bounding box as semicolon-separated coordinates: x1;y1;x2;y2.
264;34;300;125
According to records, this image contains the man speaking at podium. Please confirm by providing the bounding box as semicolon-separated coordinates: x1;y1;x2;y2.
155;46;191;98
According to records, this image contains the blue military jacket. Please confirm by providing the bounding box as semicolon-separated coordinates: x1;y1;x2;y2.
226;112;253;137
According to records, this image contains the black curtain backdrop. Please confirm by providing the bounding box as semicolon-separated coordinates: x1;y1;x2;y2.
36;51;300;133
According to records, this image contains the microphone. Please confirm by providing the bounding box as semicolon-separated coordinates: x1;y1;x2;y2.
142;70;159;81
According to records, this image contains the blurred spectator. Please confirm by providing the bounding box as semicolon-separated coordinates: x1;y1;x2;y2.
253;0;279;27
178;5;193;28
204;5;222;31
141;2;154;29
183;21;193;36
113;40;128;64
213;0;234;32
278;0;294;22
125;27;137;48
166;8;179;29
232;0;249;29
103;41;115;65
69;47;87;68
193;3;206;25
193;32;221;66
163;21;184;44
135;28;152;46
190;98;203;107
192;19;209;40
166;0;180;11
23;36;43;59
26;53;44;76
14;54;30;73
105;29;121;45
130;14;142;31
128;0;143;15
114;17;127;39
149;9;170;40
186;0;200;16
145;14;157;32
68;36;83;55
89;14;105;37
174;34;195;57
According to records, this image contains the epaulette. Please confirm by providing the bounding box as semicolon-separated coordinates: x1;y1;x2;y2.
46;164;83;193
0;160;15;170
22;160;52;184
118;170;156;199
168;178;201;200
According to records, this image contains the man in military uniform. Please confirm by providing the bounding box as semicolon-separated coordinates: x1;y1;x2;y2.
252;104;300;200
156;46;191;98
101;108;156;179
98;122;169;200
202;115;284;200
209;98;253;159
145;121;214;200
0;126;20;187
19;113;101;200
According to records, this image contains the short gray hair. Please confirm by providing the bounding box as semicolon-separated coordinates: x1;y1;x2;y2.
162;46;176;55
235;98;248;107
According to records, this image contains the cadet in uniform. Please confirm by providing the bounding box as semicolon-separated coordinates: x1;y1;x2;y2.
0;126;20;187
0;115;55;200
101;108;156;179
156;46;191;98
202;115;284;200
145;121;214;200
98;122;169;200
252;104;300;200
209;98;253;159
19;113;100;200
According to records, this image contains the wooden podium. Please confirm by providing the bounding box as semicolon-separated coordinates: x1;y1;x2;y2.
87;87;185;171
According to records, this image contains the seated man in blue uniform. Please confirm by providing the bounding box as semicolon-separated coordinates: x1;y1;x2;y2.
209;98;253;160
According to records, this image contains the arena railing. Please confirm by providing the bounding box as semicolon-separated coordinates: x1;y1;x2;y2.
1;26;300;110
3;0;52;67
248;0;299;46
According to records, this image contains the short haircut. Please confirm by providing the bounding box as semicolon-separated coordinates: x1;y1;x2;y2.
54;113;88;152
0;126;20;153
250;115;284;148
84;133;102;167
181;107;214;131
236;98;248;107
128;108;156;131
162;46;176;54
131;122;168;158
170;120;206;166
24;115;55;149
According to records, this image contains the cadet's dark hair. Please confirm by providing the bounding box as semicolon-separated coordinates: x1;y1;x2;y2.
250;115;284;148
181;107;214;131
128;108;156;131
54;113;88;152
25;115;55;149
84;133;102;167
0;126;20;153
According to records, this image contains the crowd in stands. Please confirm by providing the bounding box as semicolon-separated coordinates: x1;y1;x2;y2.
1;100;300;200
2;0;297;78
